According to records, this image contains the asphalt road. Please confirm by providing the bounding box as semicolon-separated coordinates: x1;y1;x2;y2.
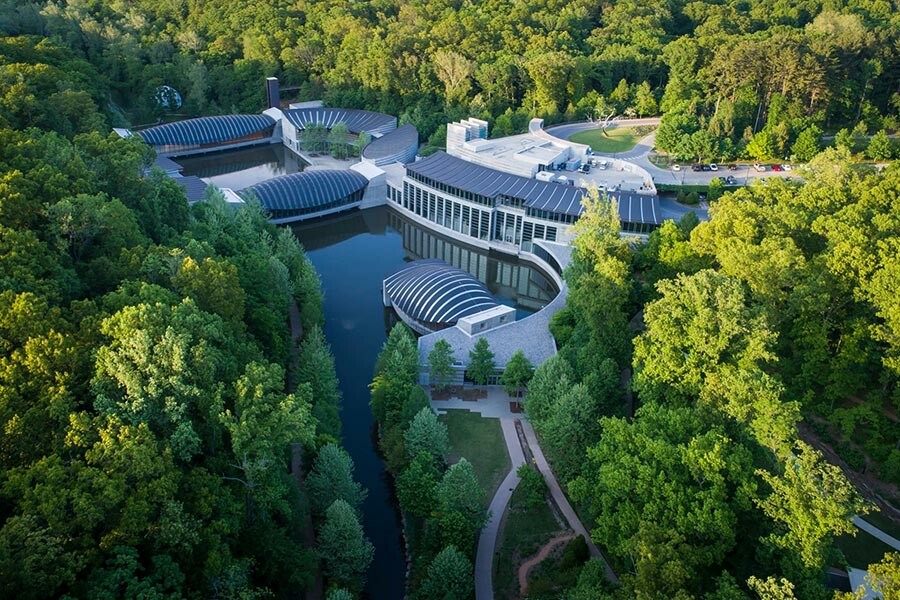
546;119;801;187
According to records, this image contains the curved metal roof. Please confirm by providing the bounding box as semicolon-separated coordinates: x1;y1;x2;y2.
283;108;396;136
137;114;275;147
245;170;368;212
383;259;499;327
406;151;661;224
362;124;419;166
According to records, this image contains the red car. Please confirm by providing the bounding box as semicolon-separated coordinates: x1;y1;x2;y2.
771;164;784;172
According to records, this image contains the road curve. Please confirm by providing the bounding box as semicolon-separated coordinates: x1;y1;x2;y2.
546;119;801;187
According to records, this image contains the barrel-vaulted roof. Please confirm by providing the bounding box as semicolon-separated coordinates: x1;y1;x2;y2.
362;124;419;165
283;108;396;136
245;170;368;212
383;259;499;328
137;114;275;147
406;151;660;224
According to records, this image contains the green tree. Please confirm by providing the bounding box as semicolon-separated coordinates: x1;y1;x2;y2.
326;589;354;600
297;325;342;439
328;121;350;159
435;459;487;555
220;362;315;519
419;545;474;600
428;339;455;391
571;403;756;598
404;407;449;463
633;82;658;117
466;337;495;385
632;269;776;404
542;379;614;479
172;256;246;325
396;451;441;518
707;177;724;202
865;552;900;599
354;132;372;157
790;126;822;162
524;354;573;429
866;129;893;160
317;499;374;592
834;128;855;153
306;442;367;518
747;130;775;160
501;350;533;397
757;441;867;569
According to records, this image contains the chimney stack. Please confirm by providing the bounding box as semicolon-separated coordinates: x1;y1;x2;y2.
266;77;280;109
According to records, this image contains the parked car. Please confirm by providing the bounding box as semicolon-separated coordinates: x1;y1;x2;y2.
701;165;712;172
782;164;792;171
672;164;681;171
709;163;719;171
754;163;766;172
771;164;784;172
726;175;737;185
727;164;738;171
579;164;590;173
691;165;702;172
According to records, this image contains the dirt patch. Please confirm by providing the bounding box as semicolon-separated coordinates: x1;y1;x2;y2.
518;534;576;595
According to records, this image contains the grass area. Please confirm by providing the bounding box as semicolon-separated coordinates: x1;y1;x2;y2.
863;509;900;540
836;529;894;568
570;127;642;153
440;409;511;506
835;507;899;569
494;479;566;599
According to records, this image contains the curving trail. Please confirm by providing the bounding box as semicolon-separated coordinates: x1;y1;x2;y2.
517;533;576;595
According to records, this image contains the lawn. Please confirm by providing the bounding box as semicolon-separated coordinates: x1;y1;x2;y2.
835;507;899;569
836;529;894;569
494;480;567;599
440;409;511;505
570;126;643;153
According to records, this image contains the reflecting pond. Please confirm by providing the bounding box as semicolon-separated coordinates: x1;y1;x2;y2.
178;146;558;598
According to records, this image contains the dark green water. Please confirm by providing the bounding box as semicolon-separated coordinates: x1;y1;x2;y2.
180;147;556;598
293;208;554;598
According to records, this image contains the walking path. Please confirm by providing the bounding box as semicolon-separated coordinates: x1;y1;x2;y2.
854;516;900;551
431;387;617;599
521;421;618;583
431;389;524;600
518;534;576;595
475;419;526;600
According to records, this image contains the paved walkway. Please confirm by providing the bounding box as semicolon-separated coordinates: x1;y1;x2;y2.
431;387;618;598
854;516;900;551
521;421;618;583
431;389;523;600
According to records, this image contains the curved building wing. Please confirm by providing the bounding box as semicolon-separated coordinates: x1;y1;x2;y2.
362;124;419;166
283;108;397;136
383;259;499;330
137;114;275;148
245;170;368;221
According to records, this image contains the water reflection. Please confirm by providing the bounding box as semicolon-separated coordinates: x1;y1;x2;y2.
176;143;305;190
291;206;558;599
